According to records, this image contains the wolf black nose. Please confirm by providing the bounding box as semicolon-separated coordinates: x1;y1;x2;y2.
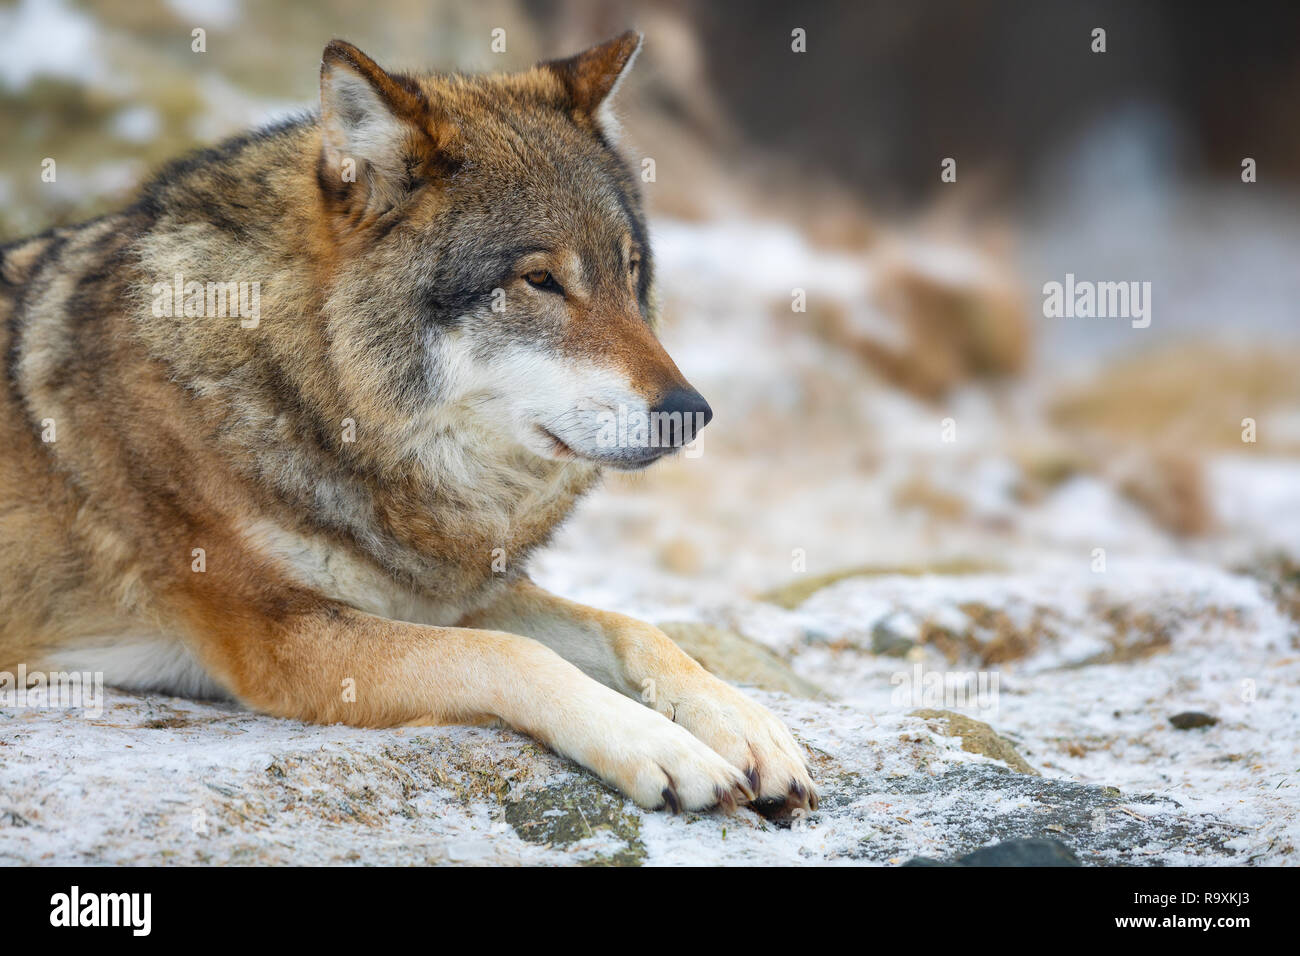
652;387;713;447
655;387;713;426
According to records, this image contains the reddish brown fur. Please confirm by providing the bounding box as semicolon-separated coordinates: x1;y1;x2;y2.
0;34;816;815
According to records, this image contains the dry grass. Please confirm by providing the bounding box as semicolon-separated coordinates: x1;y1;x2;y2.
1050;343;1300;453
1042;342;1300;535
797;263;1031;401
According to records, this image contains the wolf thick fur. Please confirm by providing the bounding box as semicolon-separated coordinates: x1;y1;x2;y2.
0;34;815;813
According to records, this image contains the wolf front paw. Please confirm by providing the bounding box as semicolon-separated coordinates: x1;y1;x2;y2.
559;690;755;813
664;679;818;818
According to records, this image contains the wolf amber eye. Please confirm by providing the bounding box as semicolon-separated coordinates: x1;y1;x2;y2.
523;270;563;294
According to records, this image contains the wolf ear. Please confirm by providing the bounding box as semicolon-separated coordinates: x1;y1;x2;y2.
319;40;441;212
542;31;642;136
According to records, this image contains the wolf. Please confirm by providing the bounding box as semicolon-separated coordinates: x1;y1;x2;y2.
0;32;815;814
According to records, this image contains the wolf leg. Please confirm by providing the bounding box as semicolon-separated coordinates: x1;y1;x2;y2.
459;580;817;813
183;599;751;812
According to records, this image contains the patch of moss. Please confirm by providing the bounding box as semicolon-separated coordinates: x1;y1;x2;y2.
911;709;1039;775
503;779;646;866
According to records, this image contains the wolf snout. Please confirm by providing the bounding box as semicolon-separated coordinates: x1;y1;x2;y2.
651;386;713;447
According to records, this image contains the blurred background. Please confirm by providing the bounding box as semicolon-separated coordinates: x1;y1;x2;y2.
2;0;1299;833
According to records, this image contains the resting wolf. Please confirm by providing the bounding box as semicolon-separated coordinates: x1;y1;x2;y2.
0;32;815;814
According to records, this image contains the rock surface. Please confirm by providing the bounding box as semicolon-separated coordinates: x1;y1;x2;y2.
3;556;1294;866
0;683;1252;866
4;549;1296;866
905;837;1081;867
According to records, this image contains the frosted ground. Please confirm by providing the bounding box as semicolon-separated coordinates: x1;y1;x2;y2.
2;215;1297;865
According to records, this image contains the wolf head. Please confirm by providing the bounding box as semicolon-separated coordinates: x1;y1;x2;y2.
314;33;711;472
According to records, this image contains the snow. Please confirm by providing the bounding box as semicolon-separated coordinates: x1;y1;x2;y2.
0;0;104;91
